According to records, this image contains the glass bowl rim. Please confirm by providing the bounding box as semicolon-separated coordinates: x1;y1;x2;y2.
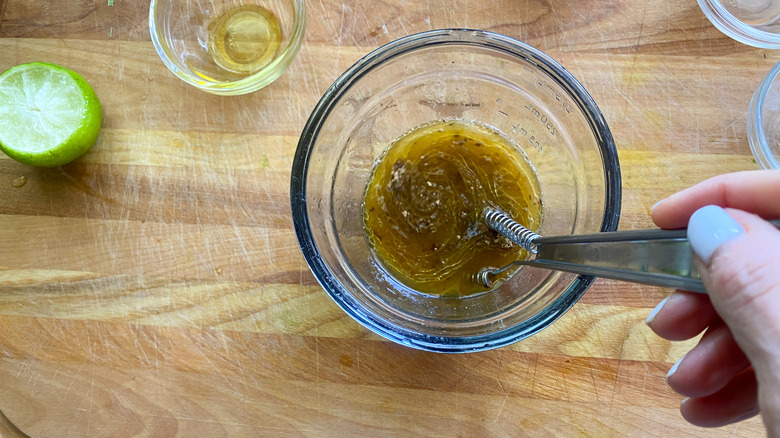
697;0;780;49
290;29;622;353
748;60;780;169
148;0;307;95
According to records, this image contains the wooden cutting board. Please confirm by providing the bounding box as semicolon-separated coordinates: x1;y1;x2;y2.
0;0;770;435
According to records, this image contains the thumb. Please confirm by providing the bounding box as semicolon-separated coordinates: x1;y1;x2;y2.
688;205;780;378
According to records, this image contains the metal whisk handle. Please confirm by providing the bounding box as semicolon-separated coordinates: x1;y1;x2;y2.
483;208;541;253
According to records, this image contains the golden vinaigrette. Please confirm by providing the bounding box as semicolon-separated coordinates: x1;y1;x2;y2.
363;120;542;297
207;5;282;75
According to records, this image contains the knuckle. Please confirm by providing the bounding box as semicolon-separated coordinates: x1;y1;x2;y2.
709;244;780;312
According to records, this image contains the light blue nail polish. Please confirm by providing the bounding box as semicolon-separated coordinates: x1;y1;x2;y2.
667;354;685;380
687;205;745;264
646;296;669;325
651;200;663;212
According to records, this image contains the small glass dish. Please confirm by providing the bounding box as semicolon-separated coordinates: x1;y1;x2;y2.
291;29;622;353
748;60;780;169
149;0;306;95
698;0;780;48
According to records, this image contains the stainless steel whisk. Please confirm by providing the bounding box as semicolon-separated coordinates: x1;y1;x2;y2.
477;208;780;293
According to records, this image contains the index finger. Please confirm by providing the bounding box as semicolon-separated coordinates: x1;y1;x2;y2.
651;170;780;229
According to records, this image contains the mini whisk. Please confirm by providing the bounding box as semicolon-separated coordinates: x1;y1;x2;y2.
477;208;780;293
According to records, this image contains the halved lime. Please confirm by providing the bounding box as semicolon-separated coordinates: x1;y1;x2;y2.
0;62;102;167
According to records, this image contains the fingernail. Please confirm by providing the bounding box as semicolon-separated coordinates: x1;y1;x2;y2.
680;397;690;407
667;354;685;380
646;296;670;325
730;407;760;423
687;205;745;264
651;200;663;212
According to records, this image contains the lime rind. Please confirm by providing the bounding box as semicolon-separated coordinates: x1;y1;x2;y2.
0;62;102;167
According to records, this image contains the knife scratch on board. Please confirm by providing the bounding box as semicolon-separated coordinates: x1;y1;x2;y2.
493;394;509;422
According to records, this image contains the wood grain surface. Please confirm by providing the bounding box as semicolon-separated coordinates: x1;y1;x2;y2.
0;0;771;436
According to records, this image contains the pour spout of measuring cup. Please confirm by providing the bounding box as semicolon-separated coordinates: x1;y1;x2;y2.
477;209;780;293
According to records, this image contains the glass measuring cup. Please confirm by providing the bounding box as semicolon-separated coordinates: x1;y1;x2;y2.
291;29;621;352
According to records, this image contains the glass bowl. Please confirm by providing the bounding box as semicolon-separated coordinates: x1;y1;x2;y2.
149;0;306;95
290;29;622;353
748;60;780;169
698;0;780;48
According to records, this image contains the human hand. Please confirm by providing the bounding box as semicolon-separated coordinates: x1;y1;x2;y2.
647;170;780;434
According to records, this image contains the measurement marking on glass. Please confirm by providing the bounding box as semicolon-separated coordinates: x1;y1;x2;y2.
524;103;558;137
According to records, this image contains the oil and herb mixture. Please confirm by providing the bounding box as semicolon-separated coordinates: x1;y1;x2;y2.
362;120;542;297
207;4;282;75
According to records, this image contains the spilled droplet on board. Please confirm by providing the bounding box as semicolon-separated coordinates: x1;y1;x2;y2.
12;176;27;188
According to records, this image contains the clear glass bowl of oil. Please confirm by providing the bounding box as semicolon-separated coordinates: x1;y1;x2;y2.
291;29;622;353
150;0;306;95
